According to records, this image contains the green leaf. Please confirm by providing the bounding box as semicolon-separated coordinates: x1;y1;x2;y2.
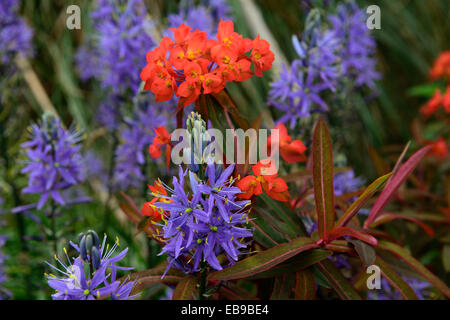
312;119;335;239
245;249;332;280
260;194;307;237
375;256;418;300
294;269;316;300
248;211;287;248
218;283;259;300
125;264;185;293
315;259;362;300
253;206;297;240
172;276;199;300
348;239;376;267
336;173;392;227
443;246;450;273
407;83;441;97
379;240;450;298
271;273;296;299
208;237;318;280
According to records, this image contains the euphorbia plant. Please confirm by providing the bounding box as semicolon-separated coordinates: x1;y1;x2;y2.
120;116;450;300
140;20;275;128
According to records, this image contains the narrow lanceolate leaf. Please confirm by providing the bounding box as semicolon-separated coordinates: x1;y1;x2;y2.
294;269;316;300
363;146;432;228
312;119;335;239
271;274;296;299
379;240;450;298
219;283;259;300
208;237;318;280
375;256;418;300
172;276;198;300
336;173;392;228
125;263;185;293
246;249;332;280
443;246;450;273
348;239;376;267
326;227;378;247
315;259;362;300
370;213;434;237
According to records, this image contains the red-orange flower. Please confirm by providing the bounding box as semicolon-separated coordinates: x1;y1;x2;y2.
140;20;274;109
421;87;450;116
427;137;449;159
267;123;307;163
141;180;170;221
251;35;275;77
429;51;450;81
149;126;172;167
237;159;289;202
442;86;450;113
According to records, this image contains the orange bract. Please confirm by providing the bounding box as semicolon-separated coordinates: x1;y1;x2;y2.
148;126;172;168
267;123;307;163
140;20;275;109
237;159;290;202
141;180;170;221
429;51;450;80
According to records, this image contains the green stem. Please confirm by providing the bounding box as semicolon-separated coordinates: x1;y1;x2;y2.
102;132;119;234
198;263;208;300
49;199;57;255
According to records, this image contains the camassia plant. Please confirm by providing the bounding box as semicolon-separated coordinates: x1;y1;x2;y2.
119;116;450;300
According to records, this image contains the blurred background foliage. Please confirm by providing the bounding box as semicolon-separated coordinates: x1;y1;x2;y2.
1;0;449;299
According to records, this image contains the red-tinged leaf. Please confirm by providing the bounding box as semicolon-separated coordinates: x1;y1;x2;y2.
378;240;450;298
254;207;296;240
218;283;259;300
375;256;418;300
370;213;434;237
172;276;198;300
134;275;184;293
315;259;362;300
208;237;318;280
260;194;306;236
123;263;185;294
326;226;378;247
336;173;392;228
294;269;316;300
246;249;332;280
324;241;354;254
119;202;141;225
119;191;143;225
248;218;281;249
271;273;296;299
364;146;432;228
442;246;450;273
312;119;335;239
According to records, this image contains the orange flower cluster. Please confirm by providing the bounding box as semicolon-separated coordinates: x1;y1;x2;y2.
267;123;307;163
429;51;450;80
421;52;450;116
140;20;275;109
420;87;450;116
237;159;289;202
